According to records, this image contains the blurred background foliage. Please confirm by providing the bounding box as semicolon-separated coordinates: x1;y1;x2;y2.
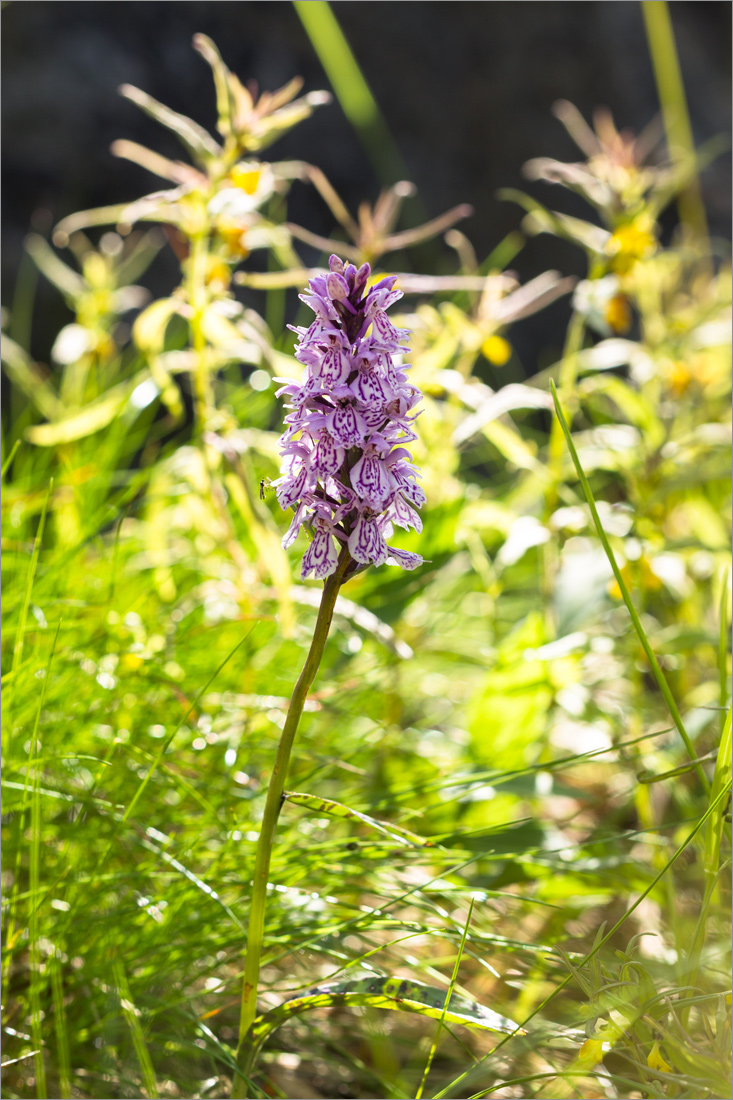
1;3;731;1099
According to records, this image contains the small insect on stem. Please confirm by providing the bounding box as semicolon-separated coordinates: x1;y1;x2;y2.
259;478;270;501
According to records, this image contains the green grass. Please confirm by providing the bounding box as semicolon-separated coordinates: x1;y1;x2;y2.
2;9;731;1096
2;337;729;1095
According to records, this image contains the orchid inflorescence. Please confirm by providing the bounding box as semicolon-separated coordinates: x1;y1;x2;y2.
274;256;425;580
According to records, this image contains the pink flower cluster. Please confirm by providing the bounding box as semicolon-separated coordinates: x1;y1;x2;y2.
273;256;425;580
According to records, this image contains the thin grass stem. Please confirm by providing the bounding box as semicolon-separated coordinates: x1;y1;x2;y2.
293;1;406;185
550;380;710;793
415;898;474;1099
434;780;732;1100
641;0;709;243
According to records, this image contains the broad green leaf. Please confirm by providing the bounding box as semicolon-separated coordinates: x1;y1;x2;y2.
200;306;257;357
470;612;552;768
580;373;665;449
481;420;550;482
453;383;553;447
147;357;183;419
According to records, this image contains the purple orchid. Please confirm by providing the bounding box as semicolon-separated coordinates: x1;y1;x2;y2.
273;256;424;580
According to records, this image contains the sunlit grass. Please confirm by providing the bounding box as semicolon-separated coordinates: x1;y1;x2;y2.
2;6;731;1098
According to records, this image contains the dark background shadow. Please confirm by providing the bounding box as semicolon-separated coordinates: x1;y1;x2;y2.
3;0;730;366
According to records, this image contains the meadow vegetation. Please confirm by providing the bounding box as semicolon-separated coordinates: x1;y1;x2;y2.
2;11;731;1100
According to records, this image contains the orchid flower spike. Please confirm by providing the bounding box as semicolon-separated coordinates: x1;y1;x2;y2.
273;257;425;580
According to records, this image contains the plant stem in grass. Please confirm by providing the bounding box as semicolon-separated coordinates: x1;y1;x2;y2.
641;0;709;246
551;380;711;794
234;546;352;1094
186;227;251;575
188;229;214;434
547;310;585;496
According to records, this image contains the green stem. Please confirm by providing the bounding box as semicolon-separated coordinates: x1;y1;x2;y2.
293;0;407;186
547;310;585;493
233;547;352;1096
187;231;213;433
550;380;710;794
541;311;585;638
641;0;709;244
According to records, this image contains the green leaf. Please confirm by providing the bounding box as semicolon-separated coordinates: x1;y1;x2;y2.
245;976;522;1067
283;790;430;847
119;83;221;165
133;297;187;354
25;383;132;446
498;189;610;254
1;336;63;421
193;34;235;139
53;204;145;247
550;380;709;792
25;234;85;302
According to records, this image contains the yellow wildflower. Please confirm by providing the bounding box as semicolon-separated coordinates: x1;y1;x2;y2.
578;1038;604;1066
481;334;512;366
607;221;657;274
218;224;250;260
230;165;262;195
605;294;631;334
647;1042;671;1074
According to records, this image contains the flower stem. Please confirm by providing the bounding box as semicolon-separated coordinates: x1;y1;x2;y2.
187;230;213;434
233;546;352;1096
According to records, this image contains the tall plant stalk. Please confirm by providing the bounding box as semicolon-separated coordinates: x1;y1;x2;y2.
232;255;425;1095
187;229;214;435
233;547;352;1095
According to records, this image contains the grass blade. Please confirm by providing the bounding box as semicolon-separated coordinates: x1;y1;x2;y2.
1;438;21;479
28;626;60;1099
719;566;730;728
416;897;474;1099
293;0;406;184
433;779;732;1099
641;0;709;241
283;790;429;847
121;626;257;827
113;958;160;1099
550;380;709;792
5;479;52;726
50;955;72;1099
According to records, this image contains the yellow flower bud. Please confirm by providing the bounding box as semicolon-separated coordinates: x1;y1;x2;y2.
217;222;250;259
647;1042;671;1074
607;222;657;274
206;259;232;289
668;359;691;396
481;334;512;366
120;654;144;672
230;166;262;195
604;294;631;334
578;1038;604;1066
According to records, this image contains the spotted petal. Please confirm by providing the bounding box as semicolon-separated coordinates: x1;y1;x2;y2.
386;546;423;570
351;452;391;507
348;514;389;566
302;525;339;579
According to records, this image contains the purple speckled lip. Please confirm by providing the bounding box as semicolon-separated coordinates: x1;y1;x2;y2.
273;255;425;580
